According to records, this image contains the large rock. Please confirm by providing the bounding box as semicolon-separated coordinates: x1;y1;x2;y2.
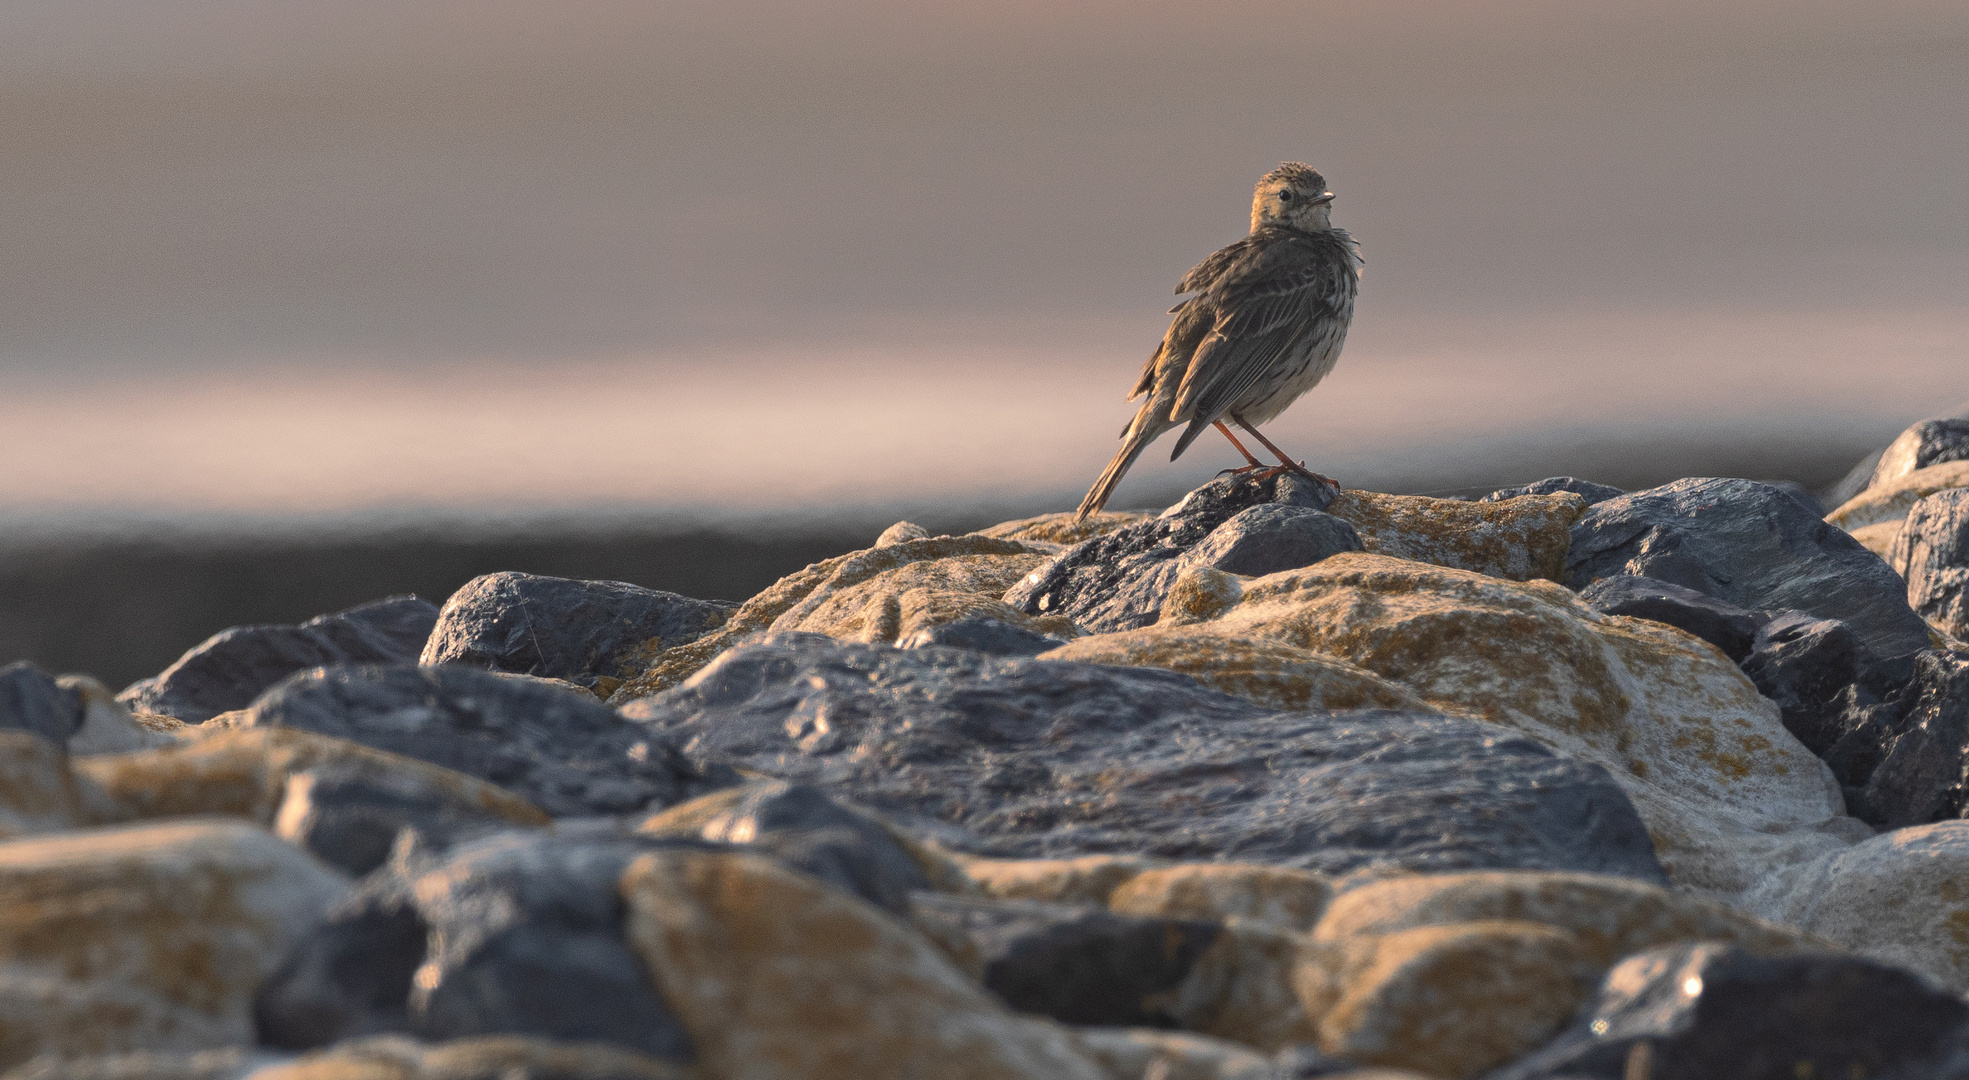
622;847;1105;1080
1827;459;1969;559
1736;611;1910;780
1890;488;1969;639
255;823;700;1060
0;821;349;1069
0;662;82;744
1075;553;1858;899
1036;628;1435;714
238;665;728;817
621;633;1665;881
1490;942;1969;1080
1575;575;1758;662
1567;477;1932;660
1823;406;1969;509
767;547;1068;646
61;675;186;756
1179;505;1363;579
1322;489;1584;583
118;596;439;725
1867;416;1969;491
0;731;110;839
1847;649;1969;826
1479;476;1624;507
420;573;735;695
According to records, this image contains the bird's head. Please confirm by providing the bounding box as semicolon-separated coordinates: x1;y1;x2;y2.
1251;162;1335;233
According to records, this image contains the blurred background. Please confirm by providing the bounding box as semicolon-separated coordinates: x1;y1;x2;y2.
2;0;1965;685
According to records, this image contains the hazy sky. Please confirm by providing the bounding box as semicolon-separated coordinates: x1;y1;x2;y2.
2;1;1965;523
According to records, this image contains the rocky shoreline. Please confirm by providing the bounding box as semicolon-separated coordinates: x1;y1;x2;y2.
0;409;1966;1079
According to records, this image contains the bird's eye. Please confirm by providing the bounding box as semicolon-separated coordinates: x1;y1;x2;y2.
1277;190;1293;201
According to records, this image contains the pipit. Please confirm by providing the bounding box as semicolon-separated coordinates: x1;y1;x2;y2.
1075;162;1362;520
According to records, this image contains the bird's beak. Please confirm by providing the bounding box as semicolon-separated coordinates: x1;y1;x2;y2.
1310;191;1336;205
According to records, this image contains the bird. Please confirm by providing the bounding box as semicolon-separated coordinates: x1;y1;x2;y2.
1074;162;1362;521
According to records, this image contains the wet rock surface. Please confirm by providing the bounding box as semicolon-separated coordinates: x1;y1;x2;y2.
420;572;735;692
622;633;1666;880
118;597;439;725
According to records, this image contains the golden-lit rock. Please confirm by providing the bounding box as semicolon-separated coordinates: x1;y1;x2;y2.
1154;923;1319;1051
621;848;1105;1080
1074;1028;1272;1080
1037;629;1430;714
1157;566;1244;626
61;675;187;756
1827;460;1969;531
1108;863;1335;934
978;511;1156;547
769;552;1073;644
1848;519;1905;560
74;727;549;829
250;1035;696;1080
1298;921;1596;1078
960;854;1164;905
0;731;112;839
1325;490;1584;582
0;820;349;1068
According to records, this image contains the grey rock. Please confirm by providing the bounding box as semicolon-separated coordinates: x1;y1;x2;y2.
242;664;731;817
1856;650;1969;828
622;634;1667;882
1488;942;1969;1080
1578;576;1760;662
118;595;439;724
1890;489;1969;638
421;572;735;690
1566;477;1931;660
0;660;83;743
1740;613;1905;768
273;760;539;877
694;781;930;915
1004;471;1334;633
909;893;1219;1026
1177;504;1361;578
1869;418;1969;491
1479;476;1625;506
1272;1046;1357;1077
897;617;1065;657
1760;479;1826;517
255;823;701;1060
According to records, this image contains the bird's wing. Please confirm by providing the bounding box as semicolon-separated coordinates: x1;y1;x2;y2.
1169;243;1348;428
1174;235;1257;295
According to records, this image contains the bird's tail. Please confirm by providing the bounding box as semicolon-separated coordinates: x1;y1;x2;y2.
1075;407;1166;521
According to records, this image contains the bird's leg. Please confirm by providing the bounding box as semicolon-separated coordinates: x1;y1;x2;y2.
1212;421;1270;476
1232;416;1340;489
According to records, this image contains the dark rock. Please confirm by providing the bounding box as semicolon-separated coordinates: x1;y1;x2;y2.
1177;504;1361;578
256;823;701;1060
909;894;1218;1026
242;664;731;817
1759;480;1826;517
273;759;540;877
1272;1046;1358;1078
1869;417;1969;490
1480;477;1625;506
1489;942;1969;1080
1004;472;1334;633
1856;650;1969;828
1890;489;1969;637
421;572;736;691
118;595;439;724
621;634;1667;882
1578;576;1760;662
0;661;82;743
1565;477;1931;660
1740;613;1900;766
896;617;1065;657
693;781;930;914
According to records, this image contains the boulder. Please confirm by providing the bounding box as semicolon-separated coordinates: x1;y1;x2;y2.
1036;628;1434;714
1823;407;1969;509
768;548;1068;645
238;664;728;817
1567;477;1932;661
0;731;111;839
1489;942;1969;1080
118;596;438;725
621;847;1107;1080
271;759;548;877
1826;460;1969;534
897;616;1067;656
1736;612;1907;773
1890;488;1969;639
621;633;1665;881
61;675;185;755
252;1035;694;1080
1479;476;1624;507
1866;416;1969;491
1073;1028;1273;1080
1178;505;1362;578
255;823;702;1060
0;662;81;744
1850;648;1969;826
420;573;735;694
1107;863;1335;934
1576;575;1759;662
1323;489;1584;582
0;821;349;1069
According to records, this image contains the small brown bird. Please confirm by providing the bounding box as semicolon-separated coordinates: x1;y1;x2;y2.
1075;162;1362;520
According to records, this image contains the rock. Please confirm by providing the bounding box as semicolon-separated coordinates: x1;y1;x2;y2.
1107;864;1334;933
0;662;81;743
1073;1028;1272;1080
1827;460;1969;533
622;633;1666;881
1576;575;1759;662
0;731;111;839
1037;629;1433;714
117;596;439;725
0;1047;281;1080
1850;649;1969;826
1825;407;1969;509
1736;612;1907;774
909;894;1220;1027
960;855;1166;906
1324;489;1585;582
76;727;550;837
0;820;349;1069
609;535;1055;700
1157;567;1245;627
272;759;551;877
876;520;933;547
1740;820;1969;993
621;847;1107;1080
256;823;700;1059
1489;942;1969;1080
61;675;185;755
637;781;932;914
897;616;1068;656
239;664;727;817
248;1035;695;1080
976;510;1156;547
1149;922;1319;1050
1891;488;1969;639
1869;417;1969;491
1004;472;1333;634
1479;477;1624;507
1567;476;1932;661
1178;505;1362;578
419;573;734;694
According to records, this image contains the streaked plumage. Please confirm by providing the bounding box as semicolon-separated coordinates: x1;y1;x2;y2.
1075;163;1362;520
